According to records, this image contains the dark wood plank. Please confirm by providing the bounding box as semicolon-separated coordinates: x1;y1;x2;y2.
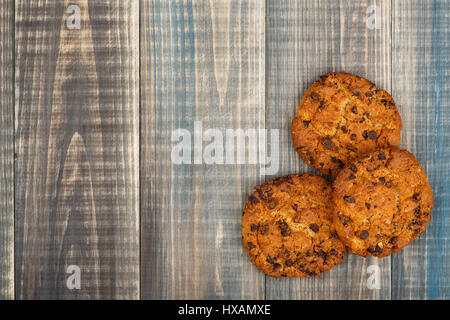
0;0;14;300
140;0;266;299
265;0;391;299
392;0;450;299
15;0;139;299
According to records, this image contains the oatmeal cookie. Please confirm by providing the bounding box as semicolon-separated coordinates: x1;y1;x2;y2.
332;147;433;257
242;173;346;277
292;72;402;177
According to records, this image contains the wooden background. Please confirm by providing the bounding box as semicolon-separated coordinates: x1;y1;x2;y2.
0;0;448;299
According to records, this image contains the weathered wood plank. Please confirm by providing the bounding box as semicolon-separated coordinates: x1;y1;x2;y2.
392;0;450;300
0;0;14;300
140;0;265;299
15;0;139;299
265;0;391;299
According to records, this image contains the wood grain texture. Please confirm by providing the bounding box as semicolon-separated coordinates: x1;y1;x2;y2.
265;0;391;299
391;0;450;300
0;0;14;300
15;0;139;299
140;0;265;299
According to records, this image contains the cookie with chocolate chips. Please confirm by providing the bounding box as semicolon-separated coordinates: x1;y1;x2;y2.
291;72;402;177
242;173;346;277
332;147;433;258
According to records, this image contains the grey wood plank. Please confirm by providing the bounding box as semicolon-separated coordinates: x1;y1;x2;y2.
15;0;139;299
0;0;14;300
391;0;450;300
265;0;391;299
140;0;265;299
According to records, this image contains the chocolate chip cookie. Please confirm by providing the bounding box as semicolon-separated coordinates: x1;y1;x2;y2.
332;147;433;257
292;72;402;177
242;173;346;277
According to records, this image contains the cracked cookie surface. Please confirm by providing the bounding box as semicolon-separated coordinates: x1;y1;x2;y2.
292;72;402;177
332;147;433;258
242;173;346;278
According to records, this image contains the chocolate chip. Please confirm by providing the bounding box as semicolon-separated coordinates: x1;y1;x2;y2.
322;138;336;150
414;206;421;217
281;230;290;237
247;242;256;250
368;131;378;140
389;236;398;245
273;263;281;271
331;231;339;238
331;157;345;168
369;84;376;90
385;181;393;188
319;162;324;167
413;193;420;201
319;100;325;108
285;259;293;267
350;133;357;141
320;75;328;82
378;152;386;160
306;270;317;277
350;164;358;173
379;99;387;105
250;224;259;232
375;234;381;239
342;216;351;226
353;91;361;96
330;248;337;256
365;202;371;209
348;174;356;180
360;230;369;240
310;92;320;100
257;189;273;201
309;224;319;232
307;152;314;163
283;175;294;184
389;101;395;106
317;250;327;260
344;195;355;203
365;92;373;97
362;130;368;139
277;221;290;236
351;106;358;114
277;221;287;229
375;245;383;253
367;247;376;253
341;126;348;133
303;120;310;128
266;256;276;264
260;224;269;235
249;195;259;204
379;177;386;184
292;204;298;211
